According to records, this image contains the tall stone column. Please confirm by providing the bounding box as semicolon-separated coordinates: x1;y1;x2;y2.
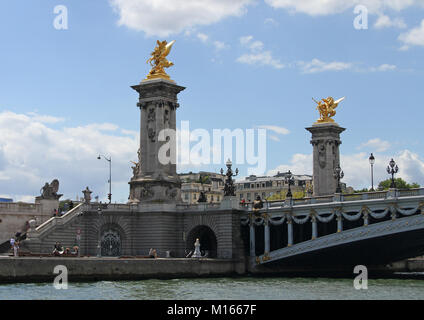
128;79;185;204
306;123;345;196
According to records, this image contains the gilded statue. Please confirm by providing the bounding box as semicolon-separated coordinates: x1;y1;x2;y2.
313;96;345;123
144;40;176;82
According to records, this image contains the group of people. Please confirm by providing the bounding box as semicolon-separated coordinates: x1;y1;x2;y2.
52;242;79;256
52;201;75;217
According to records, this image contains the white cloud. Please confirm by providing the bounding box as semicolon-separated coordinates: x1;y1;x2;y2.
358;138;391;152
399;19;424;50
264;18;279;26
298;59;353;74
374;14;406;29
213;41;227;51
237;36;284;69
197;33;209;43
26;112;65;124
0;111;138;203
265;0;423;16
110;0;252;37
369;64;397;72
269;135;280;142
196;33;227;51
267;153;313;176
297;59;397;73
257;125;290;135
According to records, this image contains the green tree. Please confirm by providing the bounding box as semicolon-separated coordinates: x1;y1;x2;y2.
267;190;305;201
378;178;420;190
353;188;369;193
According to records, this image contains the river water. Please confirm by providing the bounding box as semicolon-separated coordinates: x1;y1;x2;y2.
1;276;424;300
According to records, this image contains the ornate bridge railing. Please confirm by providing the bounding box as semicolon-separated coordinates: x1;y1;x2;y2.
240;188;424;265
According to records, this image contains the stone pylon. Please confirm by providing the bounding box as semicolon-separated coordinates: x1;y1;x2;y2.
128;79;185;204
306;123;345;196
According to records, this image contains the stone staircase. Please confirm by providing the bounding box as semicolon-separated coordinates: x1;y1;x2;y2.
23;203;85;254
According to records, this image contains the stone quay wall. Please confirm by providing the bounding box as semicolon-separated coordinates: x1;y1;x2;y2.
0;256;246;283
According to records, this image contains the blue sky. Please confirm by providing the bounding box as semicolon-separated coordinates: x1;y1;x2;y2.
0;0;424;202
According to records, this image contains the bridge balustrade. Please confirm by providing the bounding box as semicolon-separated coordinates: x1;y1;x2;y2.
240;188;424;264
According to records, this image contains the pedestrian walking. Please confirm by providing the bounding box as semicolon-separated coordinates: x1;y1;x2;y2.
13;240;19;257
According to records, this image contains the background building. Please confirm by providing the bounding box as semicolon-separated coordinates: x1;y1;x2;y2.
235;172;313;201
179;171;225;204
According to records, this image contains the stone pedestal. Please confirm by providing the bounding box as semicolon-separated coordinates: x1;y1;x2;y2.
129;79;185;204
306;122;345;197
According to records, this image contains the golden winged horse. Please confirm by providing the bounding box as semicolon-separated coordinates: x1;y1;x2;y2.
313;96;345;123
144;40;175;81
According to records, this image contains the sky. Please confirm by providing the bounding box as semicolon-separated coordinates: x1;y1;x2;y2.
0;0;424;203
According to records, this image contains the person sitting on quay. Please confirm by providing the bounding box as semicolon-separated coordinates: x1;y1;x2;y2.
148;248;158;258
71;246;79;255
53;242;64;255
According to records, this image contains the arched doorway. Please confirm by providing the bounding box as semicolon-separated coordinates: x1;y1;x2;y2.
101;229;122;257
186;225;218;258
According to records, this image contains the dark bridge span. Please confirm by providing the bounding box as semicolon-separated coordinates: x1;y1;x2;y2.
241;188;424;269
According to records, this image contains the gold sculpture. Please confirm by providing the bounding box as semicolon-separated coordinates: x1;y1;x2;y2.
144;40;176;82
313;96;345;124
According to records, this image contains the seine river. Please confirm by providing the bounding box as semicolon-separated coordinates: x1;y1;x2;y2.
1;276;424;300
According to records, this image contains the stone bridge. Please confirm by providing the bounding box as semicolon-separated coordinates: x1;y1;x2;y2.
240;188;424;270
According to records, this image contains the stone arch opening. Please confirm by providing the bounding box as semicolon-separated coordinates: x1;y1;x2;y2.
99;223;124;257
186;225;218;258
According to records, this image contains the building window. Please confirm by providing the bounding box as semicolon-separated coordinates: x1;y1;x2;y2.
193;194;197;200
184;193;188;200
240;193;243;200
211;195;214;202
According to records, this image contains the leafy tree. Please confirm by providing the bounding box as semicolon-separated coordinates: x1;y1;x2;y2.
353;188;369;193
377;178;420;190
267;190;305;201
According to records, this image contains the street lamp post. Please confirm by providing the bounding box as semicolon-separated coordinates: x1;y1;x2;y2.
369;153;375;191
334;165;344;194
285;170;294;198
97;206;102;257
220;159;239;197
387;158;399;189
97;155;112;203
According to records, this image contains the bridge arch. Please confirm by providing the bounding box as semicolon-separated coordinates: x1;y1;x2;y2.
186;225;218;258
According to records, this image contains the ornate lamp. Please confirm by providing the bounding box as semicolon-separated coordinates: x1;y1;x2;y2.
386;158;399;189
220;159;239;197
334;165;344;194
369;153;375;191
285;170;294;198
